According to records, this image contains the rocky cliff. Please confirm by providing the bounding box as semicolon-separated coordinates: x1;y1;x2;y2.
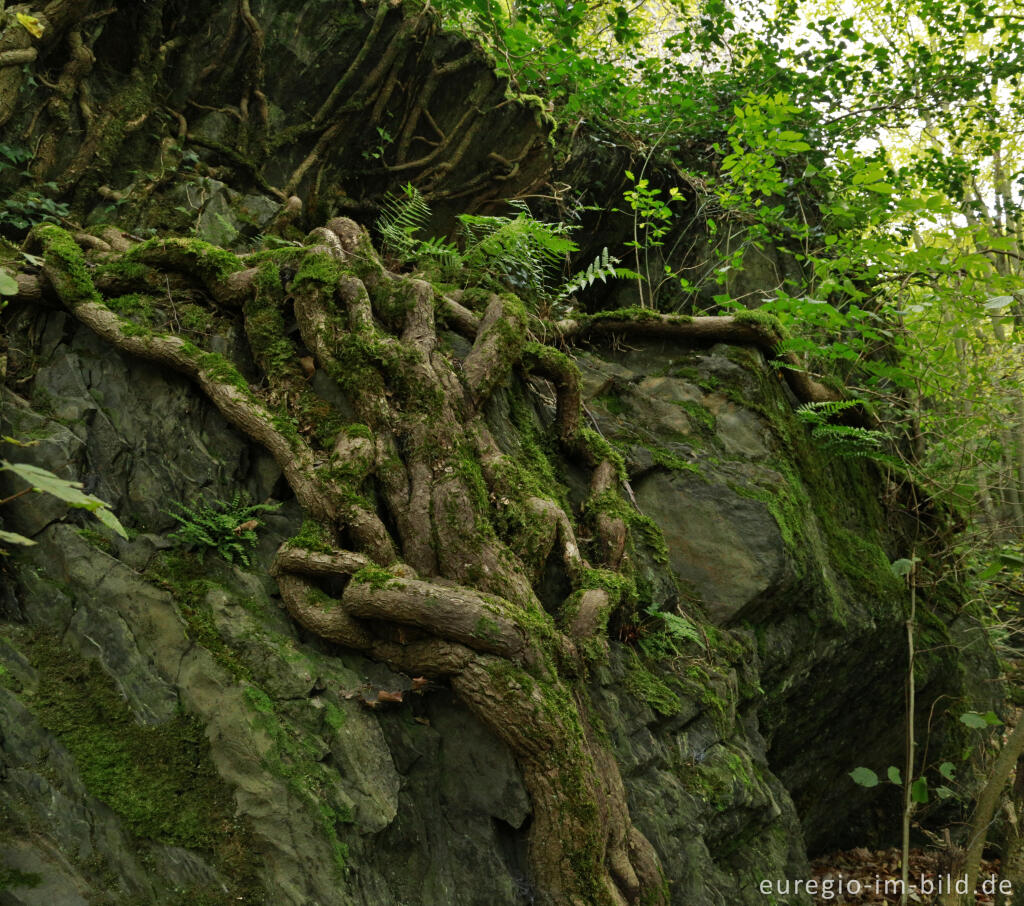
0;289;993;905
0;1;998;904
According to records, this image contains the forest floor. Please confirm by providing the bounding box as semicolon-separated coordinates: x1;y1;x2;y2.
810;848;1004;904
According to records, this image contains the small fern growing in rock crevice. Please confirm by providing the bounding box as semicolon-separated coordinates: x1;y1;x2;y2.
167;494;280;565
796;399;891;462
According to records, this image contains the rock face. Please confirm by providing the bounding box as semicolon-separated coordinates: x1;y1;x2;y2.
577;340;995;853
0;298;994;905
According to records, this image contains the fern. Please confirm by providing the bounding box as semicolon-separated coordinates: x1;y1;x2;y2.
639;603;704;659
376;183;459;267
556;247;640;303
796;400;891;461
458;202;576;303
376;191;636;311
167;493;280;566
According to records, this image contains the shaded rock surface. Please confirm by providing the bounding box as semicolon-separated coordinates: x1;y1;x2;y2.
577;339;996;852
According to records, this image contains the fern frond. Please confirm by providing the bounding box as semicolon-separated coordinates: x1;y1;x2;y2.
773;336;821;357
376;183;431;261
166;494;281;565
458;207;577;303
795;399;863;423
416;235;462;270
556;247;637;302
796;400;890;462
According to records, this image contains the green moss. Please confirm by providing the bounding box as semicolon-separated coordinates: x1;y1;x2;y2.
625;651;683;716
596;390;628;416
148;552;253;681
0;868;42;891
104;292;160;326
292;250;344;287
243;276;303;383
120;320;154;338
579;426;627;480
343;423;373;440
350;564;398;590
75;527;115;555
35;224;102;306
19;630;239;849
649;447;702;475
732;308;785;335
474;616;502;644
97;257;150;283
242;686;353;873
289;519;334;554
582;306;667;325
177;303;216;335
124;236;244;283
323;700;346;731
675;398;716;433
196;351;251;395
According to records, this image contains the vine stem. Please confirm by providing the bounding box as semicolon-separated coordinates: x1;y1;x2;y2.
901;550;916;906
0;486;32;507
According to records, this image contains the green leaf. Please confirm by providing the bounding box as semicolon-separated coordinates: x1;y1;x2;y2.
911;777;929;804
890;557;916;577
0;269;17;296
0;528;36;546
0;460;128;539
936;786;954;800
850;767;879;787
984;296;1013;310
887;766;902;785
958;712;999;728
977;560;1004;581
939;762;956;781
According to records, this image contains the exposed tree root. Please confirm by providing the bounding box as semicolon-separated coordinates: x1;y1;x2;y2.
22;219;684;905
15;209;882;902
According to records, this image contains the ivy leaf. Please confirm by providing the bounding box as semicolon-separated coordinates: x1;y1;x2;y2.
0;528;37;547
850;767;879;787
887;766;902;785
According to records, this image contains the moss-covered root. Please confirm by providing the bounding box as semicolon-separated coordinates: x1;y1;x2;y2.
453;660;667;906
30;224;398;563
25;219;667;906
272;544;663;904
552;308;864;419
